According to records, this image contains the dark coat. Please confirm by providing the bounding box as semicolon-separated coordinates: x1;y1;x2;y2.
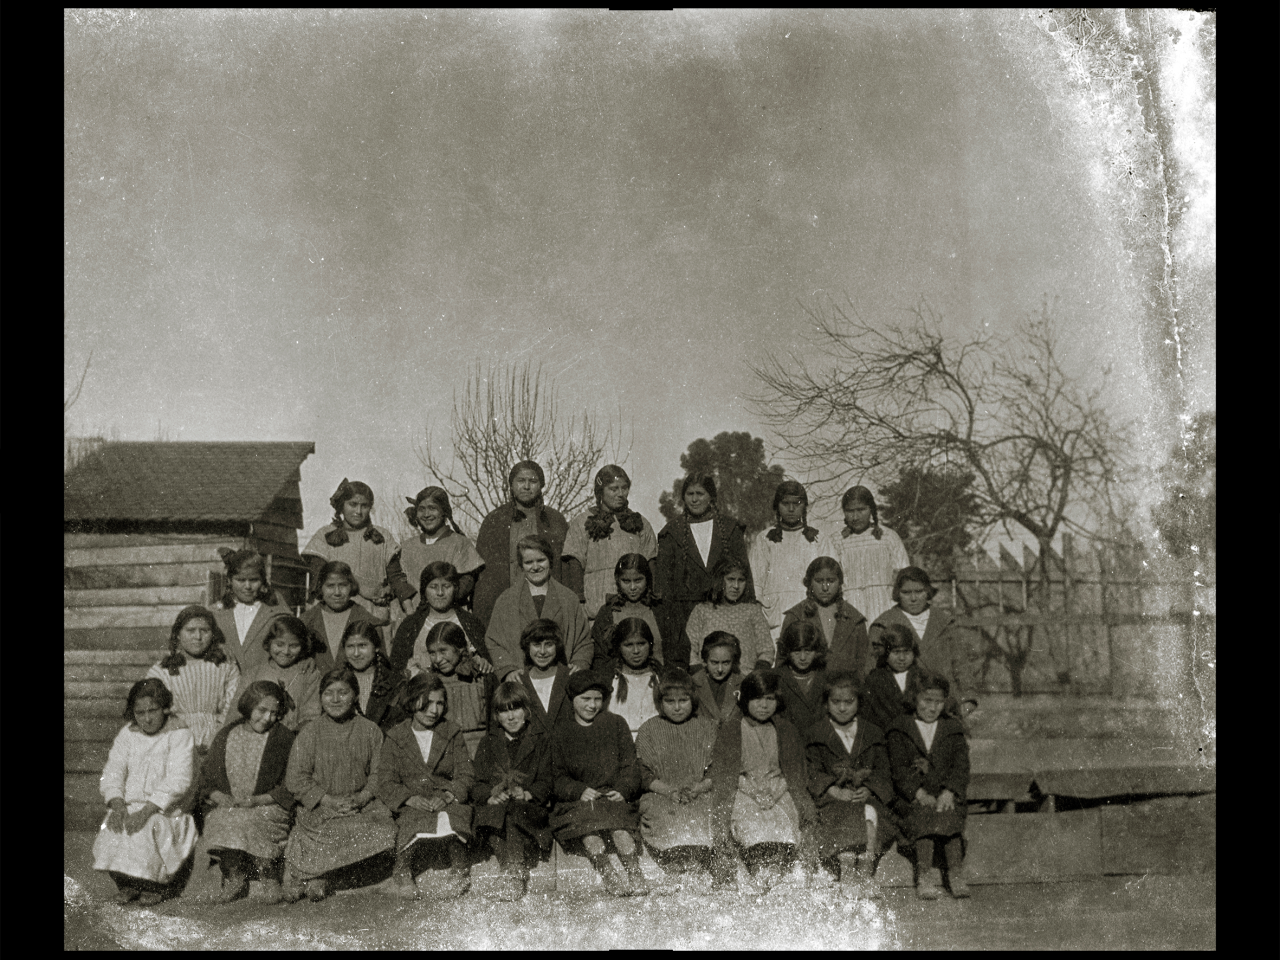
213;600;291;675
709;714;816;835
548;712;642;839
870;605;972;714
388;607;490;676
518;666;574;736
804;718;892;808
199;718;297;811
469;726;554;849
861;664;927;736
779;599;870;677
359;660;409;731
472;501;571;628
303;601;378;673
691;670;743;727
885;714;969;822
376;717;475;840
589;596;663;677
484;578;593;678
773;668;829;738
655;514;752;666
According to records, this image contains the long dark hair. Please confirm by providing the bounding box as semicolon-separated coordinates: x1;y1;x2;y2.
766;480;820;543
160;605;230;674
609;617;659;705
324;478;385;546
841;485;883;540
508;460;546;522
703;556;760;606
609;553;658;609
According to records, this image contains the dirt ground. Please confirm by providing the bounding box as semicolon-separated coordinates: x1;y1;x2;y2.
65;831;1214;951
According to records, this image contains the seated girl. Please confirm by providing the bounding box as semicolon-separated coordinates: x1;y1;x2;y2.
486;535;593;681
339;621;408;731
886;674;971;900
283;668;398;903
549;673;648;897
391;561;493;678
515;618;574;735
93;679;199;906
869;567;976;723
199;680;298;904
589;553;664;675
419;622;496;758
603;618;662;740
146;605;240;755
302;561;378;671
709;670;817;893
779;557;870;677
235;615;322;731
470;681;555;902
690;632;745;726
803;671;893;901
772;620;829;736
860;622;927;735
635;668;718;886
685;557;774;675
377;673;476;901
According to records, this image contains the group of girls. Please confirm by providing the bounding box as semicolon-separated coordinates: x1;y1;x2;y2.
95;464;974;905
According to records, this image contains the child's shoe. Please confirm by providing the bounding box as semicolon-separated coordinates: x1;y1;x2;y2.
112;885;142;904
217;863;250;904
621;860;651;897
393;870;420;901
280;871;305;903
916;867;943;900
137;889;165;907
598;862;631;898
856;854;883;900
946;867;971;898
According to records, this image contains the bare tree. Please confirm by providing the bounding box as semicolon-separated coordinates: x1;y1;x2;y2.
416;362;631;531
752;295;1132;694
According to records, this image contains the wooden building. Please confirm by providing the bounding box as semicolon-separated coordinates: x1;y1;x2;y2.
63;440;314;828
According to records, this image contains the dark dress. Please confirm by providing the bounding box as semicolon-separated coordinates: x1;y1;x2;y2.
549;712;641;840
470;726;554;853
885;715;969;841
691;670;744;727
779;599;870;677
860;664;926;736
804;717;894;858
655;514;751;668
519;667;574;736
358;660;410;732
375;718;476;848
774;667;828;736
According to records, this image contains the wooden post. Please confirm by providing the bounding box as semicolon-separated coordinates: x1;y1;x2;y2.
1003;800;1017;815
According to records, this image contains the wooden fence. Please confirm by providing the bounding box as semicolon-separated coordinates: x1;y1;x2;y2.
934;534;1214;697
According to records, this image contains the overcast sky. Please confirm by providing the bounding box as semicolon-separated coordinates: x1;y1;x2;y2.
65;10;1213;542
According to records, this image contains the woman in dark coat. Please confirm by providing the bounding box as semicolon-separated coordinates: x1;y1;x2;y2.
655;474;752;668
472;461;574;630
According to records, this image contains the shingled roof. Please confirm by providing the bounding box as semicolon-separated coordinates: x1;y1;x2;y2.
63;441;315;524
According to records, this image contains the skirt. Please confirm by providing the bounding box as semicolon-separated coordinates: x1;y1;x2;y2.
202;803;292;861
730;783;800;848
285;799;397;880
549;798;638;842
638;791;714;850
903;805;965;842
92;808;199;884
812;799;881;859
393;801;474;848
474;798;554;852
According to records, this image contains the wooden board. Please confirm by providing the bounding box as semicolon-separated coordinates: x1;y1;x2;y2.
64;542;233;567
63;605;193;629
66;715;128;742
64;532;237;549
65;740;111;775
64;562;222;590
1100;794;1216;875
65;650;166;665
65;681;133;702
965;809;1103;880
65;661;159;683
64;585;209;608
64;627;171;650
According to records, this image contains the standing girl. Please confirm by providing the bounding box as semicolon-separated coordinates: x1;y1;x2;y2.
691;632;746;727
339;622;408;731
886;674;971;899
146;605;240;754
212;549;290;677
602;618;662;740
589;554;664;676
302;561;379;671
420;622;497;758
387;486;485;615
748;481;826;643
283;669;398;903
831;486;910;624
860;622;928;735
684;557;774;674
772;620;830;738
473;461;570;630
235;615;323;731
301;479;398;632
485;535;593;681
515;619;574;735
655;474;751;668
390;561;492;678
199;680;297;904
635;669;719;885
780;557;871;677
561;466;658;620
804;671;893;900
93;679;199;905
470;682;554;902
376;673;476;901
549;673;649;897
869;567;976;722
709;670;817;893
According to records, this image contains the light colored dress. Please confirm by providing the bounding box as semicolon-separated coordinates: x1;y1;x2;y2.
608;669;660;740
730;719;800;847
201;725;293;859
684;601;774;671
562;510;658;615
830;525;910;623
636;715;718;849
92;722;199;883
749;528;828;640
396;530;485;615
302;524;400;625
146;658;240;750
284;714;397;880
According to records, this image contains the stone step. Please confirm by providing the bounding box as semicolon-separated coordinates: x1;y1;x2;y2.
65;585;210;608
64;605;194;629
67;715;127;742
65;563;220;591
66;740;111;774
65;649;166;665
65;627;172;650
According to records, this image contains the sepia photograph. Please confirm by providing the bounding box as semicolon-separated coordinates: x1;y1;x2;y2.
65;9;1214;949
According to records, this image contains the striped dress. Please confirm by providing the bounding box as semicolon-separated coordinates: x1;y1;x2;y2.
635;714;718;849
684;601;774;673
146;657;240;751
